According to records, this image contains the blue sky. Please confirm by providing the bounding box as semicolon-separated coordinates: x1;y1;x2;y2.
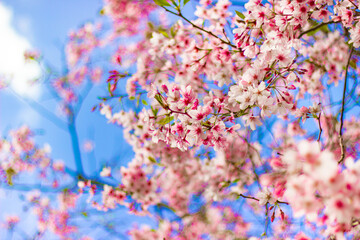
2;0;357;238
0;1;144;238
3;0;103;65
0;0;129;174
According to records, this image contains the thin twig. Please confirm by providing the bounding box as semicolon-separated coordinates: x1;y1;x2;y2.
0;182;76;192
298;21;335;38
161;6;237;48
67;105;85;175
349;0;359;9
317;112;322;142
8;89;67;131
238;194;288;205
239;193;259;201
338;46;354;164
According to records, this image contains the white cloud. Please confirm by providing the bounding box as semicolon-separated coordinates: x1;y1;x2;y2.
0;3;41;98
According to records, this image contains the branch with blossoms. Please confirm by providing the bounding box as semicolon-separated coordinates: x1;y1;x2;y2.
3;0;360;239
96;0;360;238
339;45;354;164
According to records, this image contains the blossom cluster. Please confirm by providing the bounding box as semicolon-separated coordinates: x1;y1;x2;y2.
3;0;360;238
0;126;66;185
95;0;360;237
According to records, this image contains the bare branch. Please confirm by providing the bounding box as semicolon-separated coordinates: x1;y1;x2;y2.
161;6;237;49
298;21;335;38
317;112;323;142
339;46;354;164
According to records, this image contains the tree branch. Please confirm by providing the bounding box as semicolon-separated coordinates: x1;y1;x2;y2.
67;107;85;175
161;6;237;49
8;89;67;131
338;46;354;164
317;112;322;142
0;182;76;192
298;21;335;38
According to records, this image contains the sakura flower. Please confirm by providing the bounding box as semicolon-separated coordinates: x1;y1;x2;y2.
83;140;95;152
324;195;353;224
3;215;19;229
312;9;331;22
260;98;276;118
249;82;270;103
100;167;111;177
295;106;309;123
243;44;259;59
100;104;112;119
275;100;293;115
242;114;262;130
257;188;276;205
349;22;360;48
309;103;321;115
24;50;40;61
186;123;205;146
53;160;65;172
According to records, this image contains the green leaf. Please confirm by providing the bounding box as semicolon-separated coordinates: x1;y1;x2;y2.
220;181;230;188
151;106;159;116
136;95;141;107
158;29;169;38
307;24;329;37
148;156;157;163
157;115;174;125
129;96;136;100
81;212;88;217
170;0;178;6
154;0;171;7
154;94;168;109
6;168;16;186
183;0;190;6
170;25;177;37
142;99;148;105
147;21;155;30
107;82;113;96
235;10;245;19
350;60;357;69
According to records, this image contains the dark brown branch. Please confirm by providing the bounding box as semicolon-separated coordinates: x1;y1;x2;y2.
298;21;335;38
238;194;289;205
349;0;359;9
239;193;260;201
317;112;322;142
161;6;237;49
338;46;354;164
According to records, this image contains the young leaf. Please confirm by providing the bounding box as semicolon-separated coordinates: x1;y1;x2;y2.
148;156;157;163
142;99;148;105
151;106;159;116
235;10;245;19
157;116;174;125
107;82;113;97
307;24;329;37
6;168;16;186
170;25;177;37
350;60;357;69
170;0;178;6
154;0;171;7
183;0;190;6
136;95;140;107
158;29;169;38
147;21;155;30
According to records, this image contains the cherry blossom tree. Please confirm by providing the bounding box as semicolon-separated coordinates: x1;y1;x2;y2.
2;0;360;239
